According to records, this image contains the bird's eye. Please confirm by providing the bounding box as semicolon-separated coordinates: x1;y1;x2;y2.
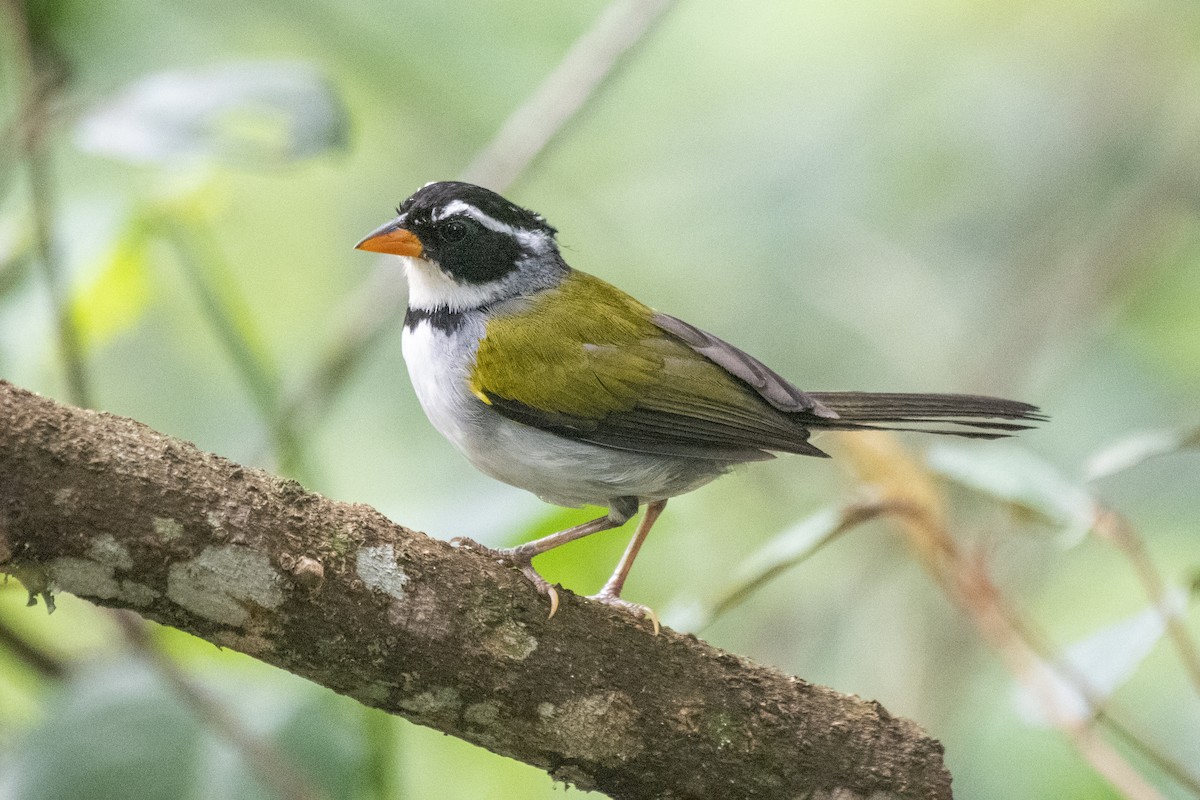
440;219;470;243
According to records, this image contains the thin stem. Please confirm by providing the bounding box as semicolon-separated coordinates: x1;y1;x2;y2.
3;0;92;407
720;469;1195;797
25;148;91;406
1103;716;1200;798
0;613;67;680
0;245;33;301
461;0;677;190
703;500;889;628
272;262;408;450
881;499;1198;799
155;217;309;481
1095;506;1200;698
362;707;401;800
113;611;327;800
824;431;1199;798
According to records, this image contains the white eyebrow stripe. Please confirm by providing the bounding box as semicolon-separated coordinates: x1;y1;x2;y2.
435;200;515;234
435;199;551;250
432;199;468;222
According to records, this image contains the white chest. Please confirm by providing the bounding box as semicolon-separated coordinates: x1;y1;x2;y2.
401;314;487;452
400;307;729;509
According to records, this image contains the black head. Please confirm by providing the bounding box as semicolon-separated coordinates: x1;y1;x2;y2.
358;181;559;285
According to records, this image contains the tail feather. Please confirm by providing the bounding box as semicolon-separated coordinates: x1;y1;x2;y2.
804;392;1045;439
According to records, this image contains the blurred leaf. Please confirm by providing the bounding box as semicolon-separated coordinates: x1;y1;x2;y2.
926;444;1096;546
197;683;370;800
75;62;348;168
1084;428;1200;482
0;655;373;800
3;659;203;800
1014;588;1188;728
68;218;151;350
667;505;852;631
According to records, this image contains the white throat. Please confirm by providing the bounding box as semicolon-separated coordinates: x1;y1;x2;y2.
402;257;507;311
402;253;568;312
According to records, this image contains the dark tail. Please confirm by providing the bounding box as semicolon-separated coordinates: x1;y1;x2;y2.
804;392;1046;439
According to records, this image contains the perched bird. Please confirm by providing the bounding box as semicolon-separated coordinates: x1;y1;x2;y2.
356;181;1042;630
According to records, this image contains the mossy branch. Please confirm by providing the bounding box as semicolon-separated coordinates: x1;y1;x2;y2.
0;381;951;800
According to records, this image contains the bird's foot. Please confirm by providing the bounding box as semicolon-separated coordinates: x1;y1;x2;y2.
588;589;660;636
451;537;560;618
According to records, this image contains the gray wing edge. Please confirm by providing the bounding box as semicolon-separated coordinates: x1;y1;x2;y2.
650;312;840;419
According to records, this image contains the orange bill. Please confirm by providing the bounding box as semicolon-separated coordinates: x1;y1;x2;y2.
355;221;423;257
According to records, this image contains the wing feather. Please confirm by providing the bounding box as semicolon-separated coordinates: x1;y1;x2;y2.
469;271;1042;458
470;272;826;460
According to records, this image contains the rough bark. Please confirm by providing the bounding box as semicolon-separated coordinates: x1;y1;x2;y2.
0;380;952;800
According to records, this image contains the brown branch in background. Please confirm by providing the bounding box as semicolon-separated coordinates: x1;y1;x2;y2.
1;0;91;408
829;431;1195;800
0;381;952;800
272;0;679;455
1093;506;1200;698
112;611;326;800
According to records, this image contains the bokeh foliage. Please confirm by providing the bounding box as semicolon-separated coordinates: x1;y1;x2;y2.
2;0;1199;797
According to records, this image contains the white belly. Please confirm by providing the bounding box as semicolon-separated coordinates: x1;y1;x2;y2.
401;314;728;508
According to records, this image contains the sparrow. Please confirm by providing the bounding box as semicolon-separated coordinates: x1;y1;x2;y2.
355;181;1042;630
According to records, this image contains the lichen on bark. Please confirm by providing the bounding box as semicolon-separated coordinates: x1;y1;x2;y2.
0;381;952;800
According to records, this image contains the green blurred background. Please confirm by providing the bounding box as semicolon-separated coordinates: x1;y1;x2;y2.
2;0;1199;797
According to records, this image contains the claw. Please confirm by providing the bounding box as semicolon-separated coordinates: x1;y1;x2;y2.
589;591;660;636
515;561;560;618
452;537;560;618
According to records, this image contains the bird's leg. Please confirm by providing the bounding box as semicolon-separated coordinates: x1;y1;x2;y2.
589;499;667;635
452;499;636;618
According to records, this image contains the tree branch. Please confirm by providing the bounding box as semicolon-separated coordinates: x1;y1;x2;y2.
0;381;951;800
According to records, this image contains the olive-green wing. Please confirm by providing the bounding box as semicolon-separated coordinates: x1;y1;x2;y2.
469;272;829;461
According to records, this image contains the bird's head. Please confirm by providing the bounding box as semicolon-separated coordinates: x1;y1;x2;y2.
356;182;565;309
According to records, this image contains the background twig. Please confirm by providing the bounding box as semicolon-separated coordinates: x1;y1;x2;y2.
460;0;676;191
113;611;326;800
2;0;91;408
1093;506;1200;698
830;432;1196;800
0;615;67;681
155;217;309;481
